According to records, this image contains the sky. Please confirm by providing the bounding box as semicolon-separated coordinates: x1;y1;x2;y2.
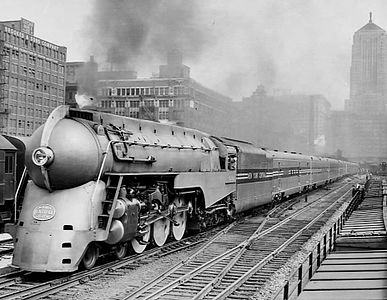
2;0;387;110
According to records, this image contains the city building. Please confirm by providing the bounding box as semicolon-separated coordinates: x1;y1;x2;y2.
276;94;331;155
346;12;387;114
232;86;331;155
0;18;66;136
335;13;387;163
96;51;233;137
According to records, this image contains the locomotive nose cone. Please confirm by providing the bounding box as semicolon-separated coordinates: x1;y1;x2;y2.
26;115;103;190
32;147;54;167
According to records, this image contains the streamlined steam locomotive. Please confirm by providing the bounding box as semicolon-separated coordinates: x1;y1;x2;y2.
8;105;358;272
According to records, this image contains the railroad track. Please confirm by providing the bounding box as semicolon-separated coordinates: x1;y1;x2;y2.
0;231;213;300
123;181;355;300
0;179;356;300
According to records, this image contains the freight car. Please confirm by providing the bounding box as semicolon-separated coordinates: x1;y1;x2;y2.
8;105;358;272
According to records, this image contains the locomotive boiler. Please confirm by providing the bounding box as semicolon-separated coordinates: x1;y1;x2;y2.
9;105;358;272
11;106;236;272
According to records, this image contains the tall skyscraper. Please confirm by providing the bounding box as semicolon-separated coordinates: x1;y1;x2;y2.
348;12;387;114
337;13;387;163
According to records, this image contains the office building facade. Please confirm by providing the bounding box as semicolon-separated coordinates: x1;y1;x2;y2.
337;14;387;162
347;13;387;114
0;18;66;136
96;51;233;137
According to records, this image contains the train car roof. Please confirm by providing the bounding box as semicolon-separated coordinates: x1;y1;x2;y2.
0;135;17;151
266;149;311;160
219;137;267;155
3;135;30;152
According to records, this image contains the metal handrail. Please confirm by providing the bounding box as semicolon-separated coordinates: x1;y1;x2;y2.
89;140;114;230
89;139;159;231
13;166;27;223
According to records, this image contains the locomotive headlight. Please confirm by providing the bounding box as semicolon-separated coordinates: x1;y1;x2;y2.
32;147;54;167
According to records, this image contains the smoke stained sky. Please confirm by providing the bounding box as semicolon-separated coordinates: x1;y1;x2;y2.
2;0;387;109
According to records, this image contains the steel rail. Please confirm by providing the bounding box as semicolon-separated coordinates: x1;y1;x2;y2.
124;202;290;300
0;233;207;300
212;187;352;299
191;201;283;300
130;182;352;300
123;221;238;300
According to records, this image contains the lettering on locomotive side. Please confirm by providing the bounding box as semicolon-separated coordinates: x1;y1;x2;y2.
32;204;56;221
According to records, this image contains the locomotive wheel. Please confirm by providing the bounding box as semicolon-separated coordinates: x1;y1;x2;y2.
130;224;150;254
81;243;99;270
152;218;171;247
171;199;187;241
115;243;128;259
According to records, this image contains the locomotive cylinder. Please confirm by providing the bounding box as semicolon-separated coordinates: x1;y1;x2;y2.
106;220;125;245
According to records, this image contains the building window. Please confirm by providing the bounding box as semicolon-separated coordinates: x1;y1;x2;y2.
116;100;125;108
159;100;169;107
129;111;139;118
159;111;169;120
144;100;154;107
5;155;13;174
130;100;139;108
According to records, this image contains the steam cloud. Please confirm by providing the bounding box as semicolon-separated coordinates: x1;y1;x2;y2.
82;0;387;109
86;0;212;70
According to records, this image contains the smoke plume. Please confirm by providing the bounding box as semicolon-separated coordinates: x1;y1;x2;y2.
86;0;212;70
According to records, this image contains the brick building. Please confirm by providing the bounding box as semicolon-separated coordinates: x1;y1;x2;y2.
95;51;233;137
0;18;66;136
